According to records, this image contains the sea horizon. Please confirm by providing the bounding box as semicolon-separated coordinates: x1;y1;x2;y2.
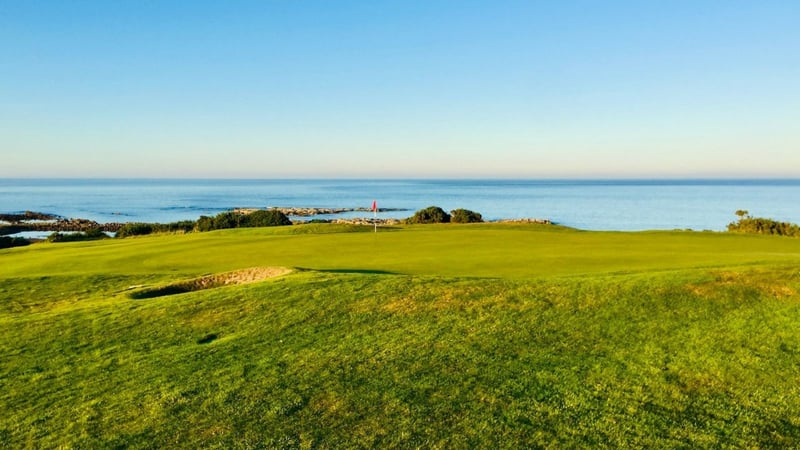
3;176;800;182
2;178;799;232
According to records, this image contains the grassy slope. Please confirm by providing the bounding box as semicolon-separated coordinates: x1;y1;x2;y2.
3;223;800;279
2;224;800;448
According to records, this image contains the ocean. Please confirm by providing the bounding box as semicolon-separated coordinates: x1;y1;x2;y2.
1;178;799;231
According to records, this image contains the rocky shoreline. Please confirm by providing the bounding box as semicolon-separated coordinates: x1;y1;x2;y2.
0;211;63;222
1;208;552;235
493;218;552;224
0;215;125;234
233;206;409;216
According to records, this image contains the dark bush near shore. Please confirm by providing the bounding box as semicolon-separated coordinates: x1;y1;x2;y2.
243;209;292;227
47;229;108;243
195;216;216;232
116;223;158;238
197;209;291;232
165;221;197;233
728;210;800;237
116;221;196;238
0;236;31;249
0;225;31;236
116;210;292;237
450;208;483;223
202;212;241;230
406;206;451;224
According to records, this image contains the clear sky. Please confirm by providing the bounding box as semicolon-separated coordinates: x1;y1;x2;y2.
1;1;798;178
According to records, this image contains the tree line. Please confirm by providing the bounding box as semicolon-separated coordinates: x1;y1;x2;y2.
117;209;292;237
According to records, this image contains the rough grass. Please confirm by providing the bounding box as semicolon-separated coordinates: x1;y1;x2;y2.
128;267;292;299
2;224;800;448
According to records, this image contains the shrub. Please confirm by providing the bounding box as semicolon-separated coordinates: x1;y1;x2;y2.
194;210;291;232
47;229;108;242
243;209;292;227
727;211;800;237
0;236;31;249
0;225;31;236
116;221;196;238
210;212;241;230
196;216;214;232
406;206;451;224
164;221;196;233
450;208;483;223
115;210;292;238
116;223;157;238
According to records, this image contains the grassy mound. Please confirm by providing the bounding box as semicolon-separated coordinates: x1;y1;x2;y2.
2;224;800;447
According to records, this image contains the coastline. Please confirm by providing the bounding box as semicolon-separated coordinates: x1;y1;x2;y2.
2;178;800;231
1;207;553;237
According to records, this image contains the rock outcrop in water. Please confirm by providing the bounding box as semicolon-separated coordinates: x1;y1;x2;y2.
0;211;61;222
0;212;124;234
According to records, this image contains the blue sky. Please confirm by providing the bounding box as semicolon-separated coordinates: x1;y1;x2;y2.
1;1;798;178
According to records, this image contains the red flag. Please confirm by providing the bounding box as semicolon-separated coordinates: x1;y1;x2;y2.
371;200;377;212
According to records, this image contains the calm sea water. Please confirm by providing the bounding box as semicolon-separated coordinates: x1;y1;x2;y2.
1;178;799;231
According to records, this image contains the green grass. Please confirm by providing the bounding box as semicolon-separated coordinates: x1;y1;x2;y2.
2;224;800;448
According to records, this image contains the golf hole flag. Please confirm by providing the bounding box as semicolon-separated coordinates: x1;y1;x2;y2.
371;200;377;232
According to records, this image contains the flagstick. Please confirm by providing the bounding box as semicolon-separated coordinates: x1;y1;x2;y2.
371;200;378;233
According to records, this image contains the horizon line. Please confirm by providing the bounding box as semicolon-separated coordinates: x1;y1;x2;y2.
3;175;800;182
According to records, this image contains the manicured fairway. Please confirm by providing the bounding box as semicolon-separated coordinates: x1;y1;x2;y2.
2;224;800;448
3;223;800;279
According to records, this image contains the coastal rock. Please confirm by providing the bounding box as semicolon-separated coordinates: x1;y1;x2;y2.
0;211;125;233
330;218;402;225
233;207;408;217
33;219;124;233
493;218;552;224
0;211;62;223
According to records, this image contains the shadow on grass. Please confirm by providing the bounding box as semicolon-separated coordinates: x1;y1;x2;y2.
197;333;218;344
129;285;193;299
298;267;399;275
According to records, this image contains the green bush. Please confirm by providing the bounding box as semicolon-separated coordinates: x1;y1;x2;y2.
211;212;241;230
0;225;31;236
164;220;196;233
0;236;31;249
116;221;196;238
242;209;292;227
194;210;291;232
116;223;157;238
406;206;451;224
115;210;292;238
196;216;214;232
47;229;108;243
727;211;800;237
450;208;483;223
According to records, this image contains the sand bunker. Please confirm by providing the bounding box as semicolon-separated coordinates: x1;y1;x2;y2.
129;267;291;299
